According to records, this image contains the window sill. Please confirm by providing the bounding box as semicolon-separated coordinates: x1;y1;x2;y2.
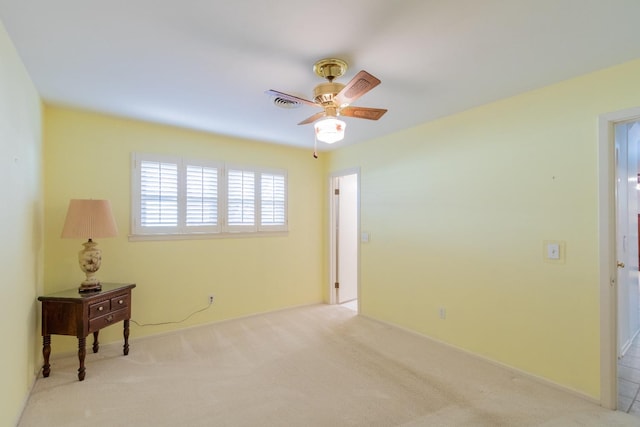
128;230;289;242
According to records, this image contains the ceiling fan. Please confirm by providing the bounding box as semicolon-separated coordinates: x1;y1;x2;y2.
265;58;387;149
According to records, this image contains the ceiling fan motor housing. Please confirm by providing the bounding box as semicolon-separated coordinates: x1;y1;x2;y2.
313;82;345;107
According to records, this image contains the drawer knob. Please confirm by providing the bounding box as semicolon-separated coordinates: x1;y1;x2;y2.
106;315;113;323
118;300;123;305
98;306;104;311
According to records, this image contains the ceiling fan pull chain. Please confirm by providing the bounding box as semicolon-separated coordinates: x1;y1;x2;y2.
313;134;318;159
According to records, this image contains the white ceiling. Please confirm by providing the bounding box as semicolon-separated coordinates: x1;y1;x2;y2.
2;0;640;151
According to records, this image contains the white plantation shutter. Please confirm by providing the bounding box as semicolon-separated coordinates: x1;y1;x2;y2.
227;169;256;231
132;153;287;238
139;160;179;228
186;164;219;232
260;172;286;230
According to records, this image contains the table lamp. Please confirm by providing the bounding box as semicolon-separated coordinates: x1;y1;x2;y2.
61;199;118;293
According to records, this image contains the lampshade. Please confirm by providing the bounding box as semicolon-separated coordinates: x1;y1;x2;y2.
61;199;118;239
314;117;346;144
61;199;118;293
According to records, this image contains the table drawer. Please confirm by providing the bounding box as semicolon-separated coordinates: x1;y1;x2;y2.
111;294;129;310
88;293;130;319
89;300;110;319
89;308;127;332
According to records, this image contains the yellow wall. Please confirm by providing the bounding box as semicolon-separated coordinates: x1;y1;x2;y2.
0;21;43;426
327;59;640;399
43;107;327;351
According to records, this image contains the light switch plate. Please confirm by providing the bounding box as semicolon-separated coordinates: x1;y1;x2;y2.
543;240;565;263
547;243;560;259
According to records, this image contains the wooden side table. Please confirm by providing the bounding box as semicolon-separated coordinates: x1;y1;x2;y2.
38;282;136;381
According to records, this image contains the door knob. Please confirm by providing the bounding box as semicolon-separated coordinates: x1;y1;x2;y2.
617;261;625;268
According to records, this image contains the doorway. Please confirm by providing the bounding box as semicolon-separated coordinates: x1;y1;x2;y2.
599;108;640;411
614;120;640;413
615;121;640;357
329;170;359;310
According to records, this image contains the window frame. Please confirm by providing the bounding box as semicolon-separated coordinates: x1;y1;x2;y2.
130;153;288;240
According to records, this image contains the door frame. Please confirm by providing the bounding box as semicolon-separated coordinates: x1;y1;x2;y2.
598;106;640;409
328;168;361;306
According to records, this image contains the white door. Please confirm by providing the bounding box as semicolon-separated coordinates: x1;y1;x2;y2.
332;173;358;304
616;121;640;356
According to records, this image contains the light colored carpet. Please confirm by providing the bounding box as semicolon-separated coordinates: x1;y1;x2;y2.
18;304;638;426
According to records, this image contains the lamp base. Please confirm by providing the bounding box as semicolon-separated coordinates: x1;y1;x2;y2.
79;282;102;293
77;239;103;293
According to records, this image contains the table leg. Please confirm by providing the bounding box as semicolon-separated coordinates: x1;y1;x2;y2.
92;331;99;353
42;335;51;378
123;319;130;355
77;337;86;381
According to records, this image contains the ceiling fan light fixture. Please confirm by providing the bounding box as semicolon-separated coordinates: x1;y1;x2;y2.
314;117;346;144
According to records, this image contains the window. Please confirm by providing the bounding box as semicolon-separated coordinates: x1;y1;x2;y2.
186;164;219;228
260;172;286;230
139;160;179;228
131;153;287;239
226;168;256;232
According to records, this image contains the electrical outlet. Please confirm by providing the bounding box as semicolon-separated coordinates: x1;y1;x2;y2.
439;307;446;320
208;295;215;304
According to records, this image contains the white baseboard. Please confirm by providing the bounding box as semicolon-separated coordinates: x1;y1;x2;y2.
359;313;600;406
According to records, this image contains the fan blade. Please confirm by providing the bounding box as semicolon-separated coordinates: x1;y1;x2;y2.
335;70;381;106
265;89;318;108
340;106;387;120
298;111;326;125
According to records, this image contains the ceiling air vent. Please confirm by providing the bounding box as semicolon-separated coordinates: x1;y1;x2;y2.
273;97;301;109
